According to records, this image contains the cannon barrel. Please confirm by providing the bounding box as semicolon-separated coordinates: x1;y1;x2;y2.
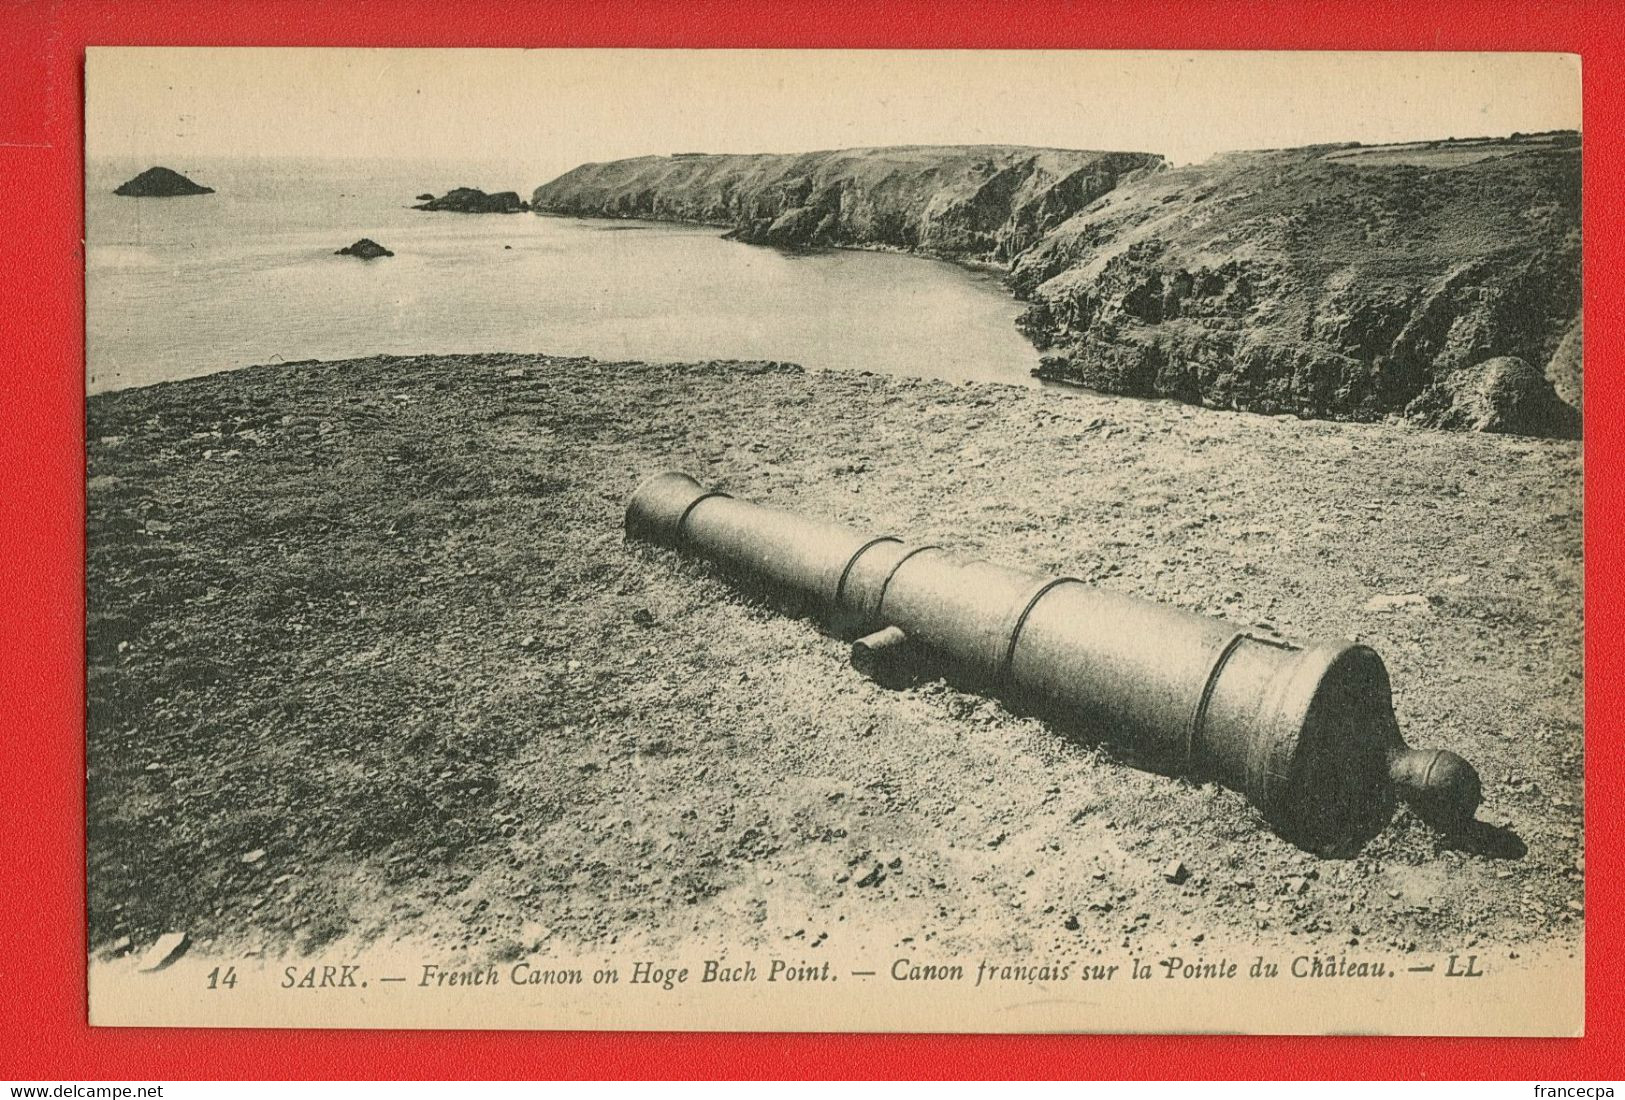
626;471;1482;853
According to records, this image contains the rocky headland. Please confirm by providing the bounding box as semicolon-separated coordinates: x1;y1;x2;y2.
1010;133;1581;437
114;166;214;197
533;145;1163;262
415;187;529;214
531;133;1581;436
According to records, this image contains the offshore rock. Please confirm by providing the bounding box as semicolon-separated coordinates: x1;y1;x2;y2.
113;166;214;197
415;187;529;214
335;238;393;259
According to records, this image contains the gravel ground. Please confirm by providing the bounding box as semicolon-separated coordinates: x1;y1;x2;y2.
86;353;1583;968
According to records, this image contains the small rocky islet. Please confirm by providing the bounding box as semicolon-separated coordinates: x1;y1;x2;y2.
335;238;393;260
113;166;214;197
413;187;529;214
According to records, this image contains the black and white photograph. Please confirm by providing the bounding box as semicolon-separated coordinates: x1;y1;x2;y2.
84;48;1582;1033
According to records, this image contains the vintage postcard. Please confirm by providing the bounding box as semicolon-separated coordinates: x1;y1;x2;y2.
85;47;1582;1033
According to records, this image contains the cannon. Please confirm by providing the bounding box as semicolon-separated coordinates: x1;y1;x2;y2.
626;471;1483;853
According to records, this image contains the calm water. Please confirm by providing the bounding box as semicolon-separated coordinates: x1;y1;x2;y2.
86;156;1041;394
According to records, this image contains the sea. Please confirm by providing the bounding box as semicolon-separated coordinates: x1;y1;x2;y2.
85;155;1043;395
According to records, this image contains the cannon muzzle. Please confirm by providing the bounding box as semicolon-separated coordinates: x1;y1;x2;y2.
626;471;1482;853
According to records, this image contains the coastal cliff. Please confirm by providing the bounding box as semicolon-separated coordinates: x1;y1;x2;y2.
532;145;1166;263
532;133;1580;436
1012;132;1581;436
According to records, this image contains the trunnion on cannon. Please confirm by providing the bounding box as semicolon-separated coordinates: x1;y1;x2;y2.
626;470;1482;853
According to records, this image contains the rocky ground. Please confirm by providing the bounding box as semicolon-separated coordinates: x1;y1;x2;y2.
87;354;1583;969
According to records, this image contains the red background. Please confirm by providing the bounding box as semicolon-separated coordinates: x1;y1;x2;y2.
0;0;1617;1080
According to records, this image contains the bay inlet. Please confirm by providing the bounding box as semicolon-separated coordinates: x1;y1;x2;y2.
86;156;1041;394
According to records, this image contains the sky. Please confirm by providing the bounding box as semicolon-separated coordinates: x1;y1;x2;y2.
86;48;1582;184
